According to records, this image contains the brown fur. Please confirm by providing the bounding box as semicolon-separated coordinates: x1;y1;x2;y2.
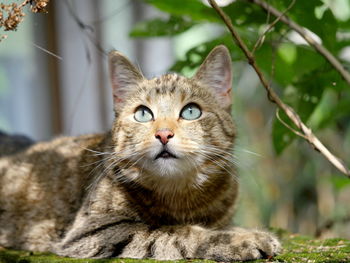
0;46;280;261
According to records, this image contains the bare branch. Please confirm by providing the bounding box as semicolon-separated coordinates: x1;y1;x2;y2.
252;0;296;54
208;0;350;178
248;0;350;87
275;109;306;139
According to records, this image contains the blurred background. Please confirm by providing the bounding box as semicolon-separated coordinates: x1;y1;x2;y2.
0;0;350;239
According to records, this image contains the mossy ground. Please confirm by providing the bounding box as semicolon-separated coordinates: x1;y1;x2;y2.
0;231;349;263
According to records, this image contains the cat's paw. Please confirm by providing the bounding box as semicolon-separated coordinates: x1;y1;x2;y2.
230;230;281;261
196;230;281;262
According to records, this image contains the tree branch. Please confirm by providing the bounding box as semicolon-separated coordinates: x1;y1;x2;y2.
208;0;350;178
252;0;296;54
248;0;350;87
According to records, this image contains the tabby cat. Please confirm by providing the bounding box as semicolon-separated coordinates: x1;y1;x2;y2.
0;45;280;261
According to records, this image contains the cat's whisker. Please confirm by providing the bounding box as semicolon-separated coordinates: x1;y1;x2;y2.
85;148;142;197
81;154;114;168
169;143;239;175
185;145;237;165
234;146;262;157
200;144;236;156
183;155;205;191
202;145;263;173
193;151;239;183
198;146;240;165
99;148;147;178
175;142;236;159
79;145;114;156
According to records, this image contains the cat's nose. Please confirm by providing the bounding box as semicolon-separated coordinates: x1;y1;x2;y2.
155;129;174;145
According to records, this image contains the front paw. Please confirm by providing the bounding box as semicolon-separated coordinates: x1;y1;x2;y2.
196;230;281;262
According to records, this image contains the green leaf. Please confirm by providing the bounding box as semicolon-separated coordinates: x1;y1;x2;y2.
144;0;269;26
275;0;338;51
223;1;268;27
278;43;297;64
271;66;333;154
145;0;219;22
316;9;338;51
293;72;326;121
308;89;338;129
130;16;197;38
254;43;295;86
272;109;298;155
331;175;350;190
309;89;350;130
170;34;243;74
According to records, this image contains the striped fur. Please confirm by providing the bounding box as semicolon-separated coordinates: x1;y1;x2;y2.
0;46;280;261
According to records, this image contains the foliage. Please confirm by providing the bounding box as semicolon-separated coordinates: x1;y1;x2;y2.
131;0;350;155
130;16;196;37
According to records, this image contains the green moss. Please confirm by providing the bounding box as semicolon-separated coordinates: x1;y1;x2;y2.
0;249;213;263
0;233;349;263
274;233;350;263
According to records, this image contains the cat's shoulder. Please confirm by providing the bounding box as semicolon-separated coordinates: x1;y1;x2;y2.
1;132;109;162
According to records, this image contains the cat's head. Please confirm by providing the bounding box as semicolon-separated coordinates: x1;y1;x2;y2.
108;46;236;183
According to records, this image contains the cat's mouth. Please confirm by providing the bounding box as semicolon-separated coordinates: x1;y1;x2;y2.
155;150;177;160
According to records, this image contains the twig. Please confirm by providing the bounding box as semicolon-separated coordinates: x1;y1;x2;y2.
31;42;62;60
248;0;350;87
252;0;296;53
64;0;107;56
208;0;350;178
275;109;306;139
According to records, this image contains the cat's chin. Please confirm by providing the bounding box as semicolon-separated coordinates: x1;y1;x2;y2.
141;157;196;178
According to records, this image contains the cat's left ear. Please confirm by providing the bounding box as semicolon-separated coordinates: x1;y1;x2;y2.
193;45;232;112
109;51;144;110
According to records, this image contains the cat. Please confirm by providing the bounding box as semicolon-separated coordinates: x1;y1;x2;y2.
0;45;280;261
0;131;34;157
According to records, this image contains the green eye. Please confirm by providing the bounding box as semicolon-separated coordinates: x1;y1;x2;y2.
134;106;153;122
180;103;202;120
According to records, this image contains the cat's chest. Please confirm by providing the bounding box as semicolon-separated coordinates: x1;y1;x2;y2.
133;193;209;226
99;168;236;228
124;184;234;228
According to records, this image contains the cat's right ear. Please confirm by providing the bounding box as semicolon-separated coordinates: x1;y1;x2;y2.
193;45;232;112
108;51;144;109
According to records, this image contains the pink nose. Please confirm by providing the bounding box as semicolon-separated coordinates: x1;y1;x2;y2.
155;129;174;145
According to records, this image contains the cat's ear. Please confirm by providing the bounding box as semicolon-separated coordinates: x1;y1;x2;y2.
108;51;144;109
193;45;232;112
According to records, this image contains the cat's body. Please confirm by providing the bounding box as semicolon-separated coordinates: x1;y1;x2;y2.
0;46;280;261
0;131;34;157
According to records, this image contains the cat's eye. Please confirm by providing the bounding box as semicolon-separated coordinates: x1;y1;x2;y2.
180;103;202;120
134;106;154;122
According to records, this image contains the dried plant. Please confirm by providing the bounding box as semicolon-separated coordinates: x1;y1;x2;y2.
0;0;49;41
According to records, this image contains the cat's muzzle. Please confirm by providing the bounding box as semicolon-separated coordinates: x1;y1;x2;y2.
155;147;177;160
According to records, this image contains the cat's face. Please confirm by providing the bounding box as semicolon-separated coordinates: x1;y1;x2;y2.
109;46;235;181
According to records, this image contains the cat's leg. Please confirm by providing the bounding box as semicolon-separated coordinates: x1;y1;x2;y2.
54;218;280;261
124;225;281;261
